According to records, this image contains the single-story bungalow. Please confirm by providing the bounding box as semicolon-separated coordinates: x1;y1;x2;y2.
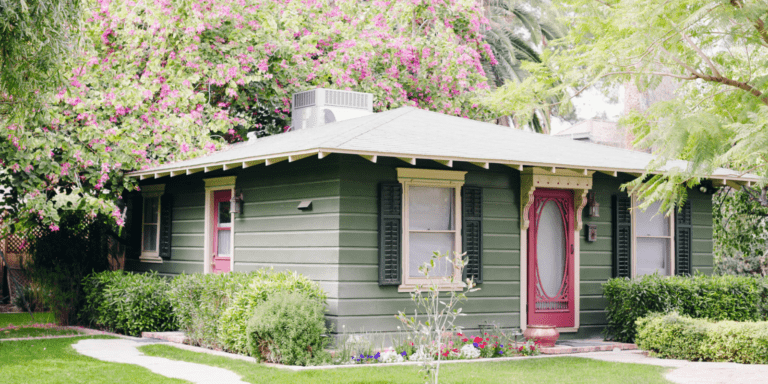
125;88;757;338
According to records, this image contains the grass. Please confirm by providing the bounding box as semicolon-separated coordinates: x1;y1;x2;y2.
140;344;673;384
0;327;81;339
0;312;56;328
0;336;189;384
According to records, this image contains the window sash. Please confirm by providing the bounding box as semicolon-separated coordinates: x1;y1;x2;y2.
400;180;464;288
631;196;675;277
141;195;162;258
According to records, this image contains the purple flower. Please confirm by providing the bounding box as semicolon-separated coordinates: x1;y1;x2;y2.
374;352;381;360
473;342;479;348
400;351;407;357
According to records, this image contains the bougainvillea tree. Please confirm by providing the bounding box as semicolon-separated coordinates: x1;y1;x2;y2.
0;0;494;236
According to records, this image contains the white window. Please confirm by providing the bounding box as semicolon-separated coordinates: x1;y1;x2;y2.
140;184;165;263
632;197;674;277
397;168;466;291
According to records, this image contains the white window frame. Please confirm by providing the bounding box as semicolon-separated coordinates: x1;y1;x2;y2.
140;184;165;263
397;168;467;292
631;195;675;278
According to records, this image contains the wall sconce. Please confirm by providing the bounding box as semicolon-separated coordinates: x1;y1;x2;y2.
230;191;244;214
587;191;600;217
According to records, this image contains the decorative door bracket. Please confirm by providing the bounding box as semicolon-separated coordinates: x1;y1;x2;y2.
520;168;594;231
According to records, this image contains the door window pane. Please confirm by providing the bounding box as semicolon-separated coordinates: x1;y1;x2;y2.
144;197;159;224
636;238;670;276
409;233;454;277
635;200;670;236
217;229;231;256
409;187;454;231
143;224;157;252
536;201;566;297
218;201;231;227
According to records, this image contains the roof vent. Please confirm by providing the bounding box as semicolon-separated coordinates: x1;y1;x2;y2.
291;88;373;130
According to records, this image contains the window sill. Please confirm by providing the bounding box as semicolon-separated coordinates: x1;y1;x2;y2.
139;255;163;264
398;282;465;293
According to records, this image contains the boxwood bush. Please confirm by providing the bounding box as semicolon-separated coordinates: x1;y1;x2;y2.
246;291;330;366
82;270;177;336
217;270;327;354
168;269;326;352
637;312;768;364
603;274;768;342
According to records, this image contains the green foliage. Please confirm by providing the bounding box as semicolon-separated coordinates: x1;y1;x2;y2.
0;0;82;120
11;284;50;313
24;213;114;325
246;291;329;366
637;312;768;364
713;187;768;276
217;270;326;355
603;274;768;343
167;272;253;349
82;270;177;336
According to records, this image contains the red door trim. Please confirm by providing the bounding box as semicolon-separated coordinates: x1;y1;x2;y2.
527;188;575;327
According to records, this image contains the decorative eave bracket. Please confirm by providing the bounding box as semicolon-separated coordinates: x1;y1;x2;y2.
520;167;595;231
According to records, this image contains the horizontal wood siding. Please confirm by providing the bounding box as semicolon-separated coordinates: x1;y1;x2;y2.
334;156;521;333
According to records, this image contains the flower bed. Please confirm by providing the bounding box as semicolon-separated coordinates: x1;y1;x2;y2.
335;331;540;365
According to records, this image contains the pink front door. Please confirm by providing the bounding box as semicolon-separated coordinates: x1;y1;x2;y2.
212;190;232;274
527;189;575;328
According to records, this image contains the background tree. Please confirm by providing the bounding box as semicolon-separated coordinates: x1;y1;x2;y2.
484;0;768;213
0;0;82;121
0;0;495;237
482;0;568;132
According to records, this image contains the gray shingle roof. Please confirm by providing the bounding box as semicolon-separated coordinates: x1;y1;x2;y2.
130;106;756;183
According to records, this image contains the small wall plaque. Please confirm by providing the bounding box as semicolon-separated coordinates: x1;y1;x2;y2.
586;224;597;242
297;200;313;211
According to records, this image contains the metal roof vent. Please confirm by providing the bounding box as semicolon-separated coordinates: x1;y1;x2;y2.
291;88;373;130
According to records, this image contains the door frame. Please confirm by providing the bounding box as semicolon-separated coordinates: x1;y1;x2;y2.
204;176;237;274
519;168;594;333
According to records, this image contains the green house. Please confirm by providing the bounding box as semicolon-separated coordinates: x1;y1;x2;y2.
125;89;754;339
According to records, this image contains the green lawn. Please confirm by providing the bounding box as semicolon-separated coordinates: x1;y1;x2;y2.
0;312;56;327
0;327;81;339
139;344;673;384
0;336;189;384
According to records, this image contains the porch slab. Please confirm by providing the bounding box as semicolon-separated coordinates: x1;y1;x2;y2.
142;331;189;344
540;339;637;355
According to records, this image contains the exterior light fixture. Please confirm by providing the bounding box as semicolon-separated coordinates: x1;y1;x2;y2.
230;191;244;214
587;191;600;217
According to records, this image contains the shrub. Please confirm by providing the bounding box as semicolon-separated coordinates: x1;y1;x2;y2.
12;284;51;313
637;312;768;364
603;274;768;342
246;291;329;366
167;272;253;349
82;270;177;336
217;269;327;354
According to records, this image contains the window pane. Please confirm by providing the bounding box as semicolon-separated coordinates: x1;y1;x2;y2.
218;201;231;227
409;187;454;231
635;200;670;236
409;232;454;277
143;224;157;252
144;197;159;224
217;229;231;256
536;201;566;297
636;238;670;276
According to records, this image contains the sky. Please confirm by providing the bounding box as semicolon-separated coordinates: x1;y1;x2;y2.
550;86;625;134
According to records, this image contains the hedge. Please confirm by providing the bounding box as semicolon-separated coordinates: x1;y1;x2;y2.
82;270;177;336
603;274;768;342
637;312;768;364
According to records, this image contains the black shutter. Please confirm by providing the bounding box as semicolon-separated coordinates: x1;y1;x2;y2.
379;183;402;286
127;195;143;259
675;200;692;275
159;194;173;259
613;195;632;278
462;186;483;284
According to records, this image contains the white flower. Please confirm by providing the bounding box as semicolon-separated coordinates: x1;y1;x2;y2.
408;347;431;361
459;344;480;359
379;349;405;364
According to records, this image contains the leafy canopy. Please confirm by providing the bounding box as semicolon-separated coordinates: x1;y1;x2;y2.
0;0;495;235
485;0;768;211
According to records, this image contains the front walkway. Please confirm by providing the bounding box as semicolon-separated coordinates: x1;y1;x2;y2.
73;338;249;384
579;350;768;384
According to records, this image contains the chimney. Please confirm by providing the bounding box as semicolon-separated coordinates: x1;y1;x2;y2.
291;88;373;130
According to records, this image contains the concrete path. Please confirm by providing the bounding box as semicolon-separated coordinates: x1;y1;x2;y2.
73;339;249;384
579;349;768;384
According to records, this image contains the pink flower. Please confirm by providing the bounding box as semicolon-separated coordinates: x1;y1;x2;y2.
49;224;60;232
